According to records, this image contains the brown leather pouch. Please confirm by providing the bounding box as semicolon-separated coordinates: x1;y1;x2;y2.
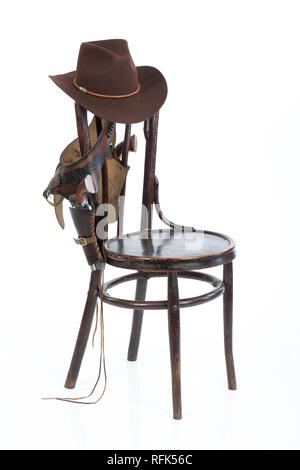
70;207;103;267
59;117;128;225
97;154;128;222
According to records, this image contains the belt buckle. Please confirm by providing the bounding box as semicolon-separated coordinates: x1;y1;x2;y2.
77;237;87;246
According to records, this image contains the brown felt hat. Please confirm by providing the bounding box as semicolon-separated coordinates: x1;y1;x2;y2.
50;39;168;124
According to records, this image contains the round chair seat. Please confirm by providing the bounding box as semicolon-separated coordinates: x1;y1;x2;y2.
104;229;236;271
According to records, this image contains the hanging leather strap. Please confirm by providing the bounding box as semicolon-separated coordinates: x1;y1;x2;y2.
42;270;107;405
73;235;97;246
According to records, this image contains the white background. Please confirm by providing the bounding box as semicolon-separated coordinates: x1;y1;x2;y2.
1;0;300;450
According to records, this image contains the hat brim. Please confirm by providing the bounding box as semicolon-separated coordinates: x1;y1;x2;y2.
49;66;167;124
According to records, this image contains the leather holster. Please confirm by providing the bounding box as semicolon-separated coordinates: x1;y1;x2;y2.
70;207;104;267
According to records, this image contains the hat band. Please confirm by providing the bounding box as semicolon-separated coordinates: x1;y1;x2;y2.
74;79;140;98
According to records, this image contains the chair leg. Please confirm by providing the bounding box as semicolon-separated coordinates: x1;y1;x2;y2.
127;277;148;361
223;262;237;390
168;272;182;420
64;269;102;389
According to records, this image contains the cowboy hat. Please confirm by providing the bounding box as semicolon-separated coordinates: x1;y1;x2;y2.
49;39;168;124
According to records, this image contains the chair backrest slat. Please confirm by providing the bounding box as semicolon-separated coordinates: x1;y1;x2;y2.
75;103;91;156
117;124;132;236
141;112;159;231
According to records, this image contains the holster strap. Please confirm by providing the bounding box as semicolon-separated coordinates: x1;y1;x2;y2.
74;235;97;246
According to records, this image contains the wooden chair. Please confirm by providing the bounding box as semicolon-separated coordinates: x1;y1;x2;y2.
65;105;237;419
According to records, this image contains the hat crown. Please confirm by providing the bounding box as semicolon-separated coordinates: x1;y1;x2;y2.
75;40;139;96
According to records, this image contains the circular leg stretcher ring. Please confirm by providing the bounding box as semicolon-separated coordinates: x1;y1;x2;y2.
103;271;224;310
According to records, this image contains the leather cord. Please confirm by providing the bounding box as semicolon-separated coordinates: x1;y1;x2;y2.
42;270;107;405
74;79;141;99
